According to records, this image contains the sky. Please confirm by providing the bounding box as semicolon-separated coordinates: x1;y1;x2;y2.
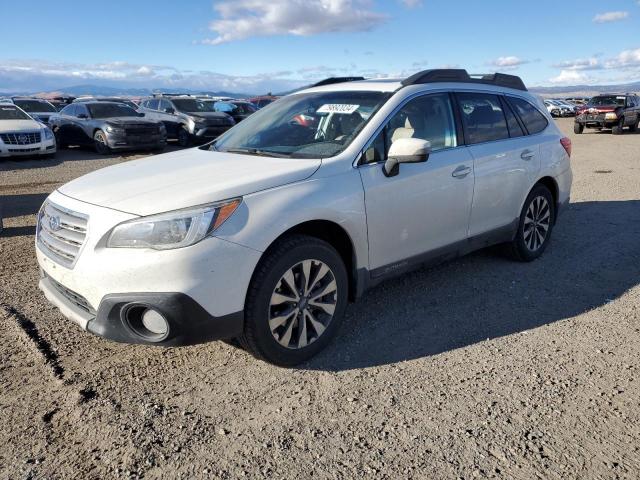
1;0;640;94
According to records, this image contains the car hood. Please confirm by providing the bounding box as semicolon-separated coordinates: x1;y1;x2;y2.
58;148;321;216
0;119;43;132
585;105;617;113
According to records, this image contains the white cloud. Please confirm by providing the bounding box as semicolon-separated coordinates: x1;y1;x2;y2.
399;0;422;7
551;57;602;70
593;11;629;23
202;0;387;45
549;70;592;85
605;48;640;69
488;56;530;70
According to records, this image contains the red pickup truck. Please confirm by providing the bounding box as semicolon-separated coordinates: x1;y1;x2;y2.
574;94;640;135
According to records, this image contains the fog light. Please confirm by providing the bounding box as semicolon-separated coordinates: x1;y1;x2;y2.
141;308;168;335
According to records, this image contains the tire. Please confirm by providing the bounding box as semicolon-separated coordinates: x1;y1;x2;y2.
629;120;638;132
239;235;348;366
573;123;584;134
177;127;191;147
93;130;111;154
612;118;624;135
53;128;68;149
506;184;555;262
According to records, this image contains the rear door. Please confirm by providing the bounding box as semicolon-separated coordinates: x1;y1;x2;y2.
456;92;540;237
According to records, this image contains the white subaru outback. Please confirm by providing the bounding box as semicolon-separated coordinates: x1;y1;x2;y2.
36;70;572;366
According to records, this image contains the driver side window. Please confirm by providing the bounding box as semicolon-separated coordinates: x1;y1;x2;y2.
364;93;457;163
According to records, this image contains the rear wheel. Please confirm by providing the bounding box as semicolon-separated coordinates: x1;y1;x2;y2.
93;130;111;154
573;123;584;134
239;235;348;366
612;117;625;135
506;185;555;262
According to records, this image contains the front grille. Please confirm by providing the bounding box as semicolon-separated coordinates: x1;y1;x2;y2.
8;147;40;153
37;201;88;268
125;126;158;136
0;131;41;145
47;274;96;315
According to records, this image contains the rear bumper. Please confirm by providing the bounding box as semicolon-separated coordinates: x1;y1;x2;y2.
39;274;244;346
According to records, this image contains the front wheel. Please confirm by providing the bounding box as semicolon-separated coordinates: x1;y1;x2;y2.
177;127;191;147
93;130;111;154
574;123;584;134
629;120;638;132
612;118;625;135
506;185;555;262
239;235;348;366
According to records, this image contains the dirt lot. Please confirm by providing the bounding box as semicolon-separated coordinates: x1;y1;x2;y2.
1;120;639;479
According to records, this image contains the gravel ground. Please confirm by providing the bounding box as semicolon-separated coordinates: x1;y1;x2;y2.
1;120;639;479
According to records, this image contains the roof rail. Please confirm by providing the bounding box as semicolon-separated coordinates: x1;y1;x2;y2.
310;77;366;88
402;69;527;91
152;92;193;98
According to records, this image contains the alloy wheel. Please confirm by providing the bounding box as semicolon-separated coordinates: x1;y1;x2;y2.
523;196;551;252
268;259;338;349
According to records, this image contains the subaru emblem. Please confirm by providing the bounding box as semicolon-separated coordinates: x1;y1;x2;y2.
49;216;61;231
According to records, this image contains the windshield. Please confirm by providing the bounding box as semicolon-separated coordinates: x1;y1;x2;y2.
212;91;391;158
13;99;57;113
102;98;137;109
590;96;626;107
172;98;215;113
231;102;257;114
0;105;31;120
87;103;139;118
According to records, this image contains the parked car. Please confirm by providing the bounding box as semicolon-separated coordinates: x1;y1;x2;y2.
73;96;138;110
574;94;640;134
48;96;76;111
544;100;573;117
49;101;167;154
544;100;562;117
0;102;56;158
554;99;578;116
35;69;572;366
138;95;235;147
207;100;257;123
249;95;279;109
9;97;58;125
565;97;589;106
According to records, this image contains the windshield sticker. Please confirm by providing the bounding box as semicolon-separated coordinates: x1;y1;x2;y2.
317;104;360;114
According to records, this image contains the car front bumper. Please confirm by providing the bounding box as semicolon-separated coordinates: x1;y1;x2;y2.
36;191;261;346
0;139;56;157
105;133;167;150
576;113;617;127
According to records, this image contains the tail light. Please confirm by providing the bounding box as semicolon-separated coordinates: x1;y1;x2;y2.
560;137;572;158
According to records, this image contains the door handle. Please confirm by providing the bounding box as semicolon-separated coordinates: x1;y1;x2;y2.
452;165;471;178
521;149;535;161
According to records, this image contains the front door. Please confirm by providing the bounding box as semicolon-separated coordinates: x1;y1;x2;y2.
359;93;475;274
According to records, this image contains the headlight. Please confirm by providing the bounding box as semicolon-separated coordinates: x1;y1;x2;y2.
106;198;242;249
604;112;618;120
43;128;54;140
105;125;126;135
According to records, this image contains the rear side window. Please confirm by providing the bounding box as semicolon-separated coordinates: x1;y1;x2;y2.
506;97;548;135
457;93;509;144
502;99;524;138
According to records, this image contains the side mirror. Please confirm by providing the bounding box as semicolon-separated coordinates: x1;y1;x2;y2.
164;108;175;114
383;138;431;177
77;113;88;119
138;112;146;117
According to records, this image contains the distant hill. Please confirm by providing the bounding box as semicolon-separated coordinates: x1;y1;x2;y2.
0;84;254;99
530;80;640;97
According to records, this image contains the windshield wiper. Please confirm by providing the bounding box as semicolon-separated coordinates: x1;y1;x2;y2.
224;147;291;158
